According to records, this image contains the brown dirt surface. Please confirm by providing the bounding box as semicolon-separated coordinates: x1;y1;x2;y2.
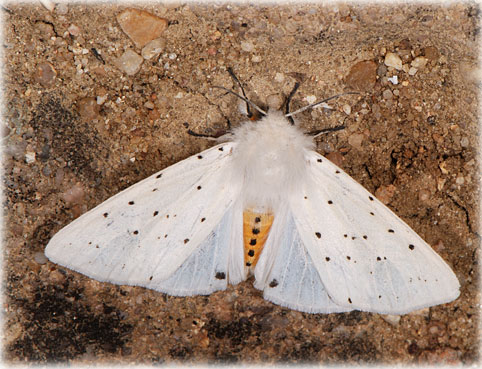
3;2;479;365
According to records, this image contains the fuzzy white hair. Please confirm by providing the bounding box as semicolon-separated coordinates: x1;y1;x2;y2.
231;111;314;211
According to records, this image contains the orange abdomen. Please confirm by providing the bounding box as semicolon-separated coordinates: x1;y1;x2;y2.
243;209;274;269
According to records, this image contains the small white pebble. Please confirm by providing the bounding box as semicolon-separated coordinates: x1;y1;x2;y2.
25;151;36;164
305;95;317;104
168;53;177;60
175;92;184;99
387;75;398;85
97;94;107;105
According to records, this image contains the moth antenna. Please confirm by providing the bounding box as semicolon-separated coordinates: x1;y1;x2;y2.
285;92;359;117
186;129;219;141
227;67;253;118
212;86;267;117
308;124;346;138
285;82;301;125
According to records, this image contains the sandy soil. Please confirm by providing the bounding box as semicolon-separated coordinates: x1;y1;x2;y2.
3;2;479;365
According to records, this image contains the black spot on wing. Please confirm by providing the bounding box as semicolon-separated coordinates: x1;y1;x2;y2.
269;279;278;288
409;244;415;250
248;250;255;257
128;201;135;205
215;272;226;280
103;212;108;218
315;232;321;239
153;211;159;216
156;173;162;179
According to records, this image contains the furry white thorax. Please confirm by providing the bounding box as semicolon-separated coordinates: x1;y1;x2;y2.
231;111;315;212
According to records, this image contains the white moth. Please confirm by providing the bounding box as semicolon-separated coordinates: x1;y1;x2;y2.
45;86;460;315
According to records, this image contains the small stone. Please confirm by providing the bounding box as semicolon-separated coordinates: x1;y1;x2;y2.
144;101;155;110
117;8;168;48
68;24;81;36
381;314;401;326
305;95;317;104
326;152;344;167
97;94;108;105
375;184;396;205
25;151;36;164
455;175;465;185
439;161;449;174
382;89;393;100
61;183;85;205
460;137;469;148
348;132;365;150
342;104;351;115
411;56;428;69
377;63;387;77
115;49;143;75
34;251;48;264
387;75;398;85
274;72;285;82
423;46;439;61
384;52;403;70
55;2;68;15
345;60;377;91
34;62;57;87
39;0;55;12
408;67;418;76
241;41;255;52
141;38;166;60
78;97;100;121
